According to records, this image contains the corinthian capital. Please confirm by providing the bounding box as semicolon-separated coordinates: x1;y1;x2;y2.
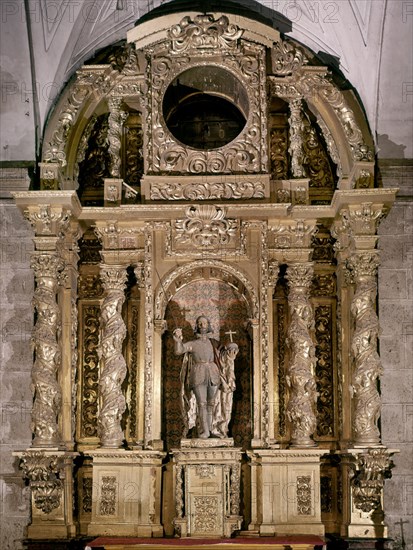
30;253;65;281
286;262;314;291
100;265;129;290
347;252;380;280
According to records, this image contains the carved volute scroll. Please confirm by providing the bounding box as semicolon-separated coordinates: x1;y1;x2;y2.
97;265;128;447
285;263;318;447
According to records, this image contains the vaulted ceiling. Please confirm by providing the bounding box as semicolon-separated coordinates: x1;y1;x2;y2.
1;0;412;161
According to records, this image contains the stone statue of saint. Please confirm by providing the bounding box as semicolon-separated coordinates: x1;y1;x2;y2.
173;316;239;439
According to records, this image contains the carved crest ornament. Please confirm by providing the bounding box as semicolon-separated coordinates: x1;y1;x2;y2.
12;8;399;544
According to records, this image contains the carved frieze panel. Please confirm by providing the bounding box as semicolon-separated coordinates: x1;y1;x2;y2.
144;174;268;201
95;222;144;250
99;475;117;516
296;475;312;515
269;220;317;249
193;496;220;532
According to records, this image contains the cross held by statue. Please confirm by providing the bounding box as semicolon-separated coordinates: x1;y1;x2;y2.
225;329;237;343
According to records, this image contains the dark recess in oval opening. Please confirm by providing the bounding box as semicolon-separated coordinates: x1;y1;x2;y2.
163;66;249;151
164;91;246;150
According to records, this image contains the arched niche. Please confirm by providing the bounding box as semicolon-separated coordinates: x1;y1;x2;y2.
154;260;258;449
162;279;252;450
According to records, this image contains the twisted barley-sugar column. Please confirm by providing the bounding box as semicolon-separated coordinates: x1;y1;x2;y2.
108;97;128;178
97;265;128;448
348;252;383;446
285;262;318;447
30;252;65;447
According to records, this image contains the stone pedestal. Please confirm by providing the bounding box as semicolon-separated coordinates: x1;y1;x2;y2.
87;449;165;537
172;444;243;538
248;449;325;536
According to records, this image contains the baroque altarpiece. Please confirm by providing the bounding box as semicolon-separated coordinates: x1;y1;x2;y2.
13;5;398;544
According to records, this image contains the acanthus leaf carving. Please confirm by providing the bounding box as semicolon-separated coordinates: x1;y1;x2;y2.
150;179;266;200
174;205;238;249
272;40;307;76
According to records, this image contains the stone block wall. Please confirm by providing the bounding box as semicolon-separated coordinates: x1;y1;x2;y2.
379;160;413;550
0;167;33;550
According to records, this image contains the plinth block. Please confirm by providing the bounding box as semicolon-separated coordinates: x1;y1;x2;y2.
87;449;165;537
248;449;325;537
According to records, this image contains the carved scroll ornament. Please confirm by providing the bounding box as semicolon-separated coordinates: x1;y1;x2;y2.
272;40;307;76
150;179;266;200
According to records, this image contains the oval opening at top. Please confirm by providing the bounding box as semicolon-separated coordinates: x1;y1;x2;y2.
163;66;249;150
